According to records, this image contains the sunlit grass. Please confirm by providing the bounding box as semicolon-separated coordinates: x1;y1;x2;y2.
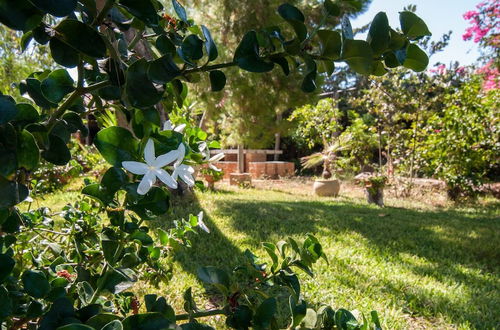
37;182;499;329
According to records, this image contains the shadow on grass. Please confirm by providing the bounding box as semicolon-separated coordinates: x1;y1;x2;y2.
151;190;500;328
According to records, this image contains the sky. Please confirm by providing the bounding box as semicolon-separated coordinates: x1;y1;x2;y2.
352;0;482;66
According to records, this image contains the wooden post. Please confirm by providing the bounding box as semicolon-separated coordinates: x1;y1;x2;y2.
237;144;244;173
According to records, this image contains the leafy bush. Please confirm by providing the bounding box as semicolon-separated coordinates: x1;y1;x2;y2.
0;0;430;328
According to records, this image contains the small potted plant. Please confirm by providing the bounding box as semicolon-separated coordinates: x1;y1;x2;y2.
201;167;224;190
355;173;387;207
302;134;352;197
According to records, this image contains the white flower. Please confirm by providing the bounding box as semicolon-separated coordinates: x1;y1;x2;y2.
163;120;186;133
122;139;179;195
197;211;210;233
198;141;225;171
171;143;195;187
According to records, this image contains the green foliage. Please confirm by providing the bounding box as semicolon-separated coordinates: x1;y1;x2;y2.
0;0;431;328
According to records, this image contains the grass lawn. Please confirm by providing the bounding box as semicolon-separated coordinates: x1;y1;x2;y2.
34;180;500;329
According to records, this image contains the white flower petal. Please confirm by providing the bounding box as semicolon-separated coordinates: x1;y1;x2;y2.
153;150;179;168
174;123;186;133
144;139;155;165
123;161;149;175
175;143;186;166
209;164;222;172
209;153;225;162
198;141;207;152
179;169;195;186
155;168;178;189
137;170;156;195
163;120;173;131
197;211;210;233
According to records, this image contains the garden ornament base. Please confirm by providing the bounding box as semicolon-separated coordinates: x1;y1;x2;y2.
313;179;341;197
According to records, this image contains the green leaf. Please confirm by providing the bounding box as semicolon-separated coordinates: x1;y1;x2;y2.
202;26;218;61
209;70;226;92
182;35;204;61
335;308;357;329
95;127;139;166
341;39;374;75
253;298;277;329
21;78;58;108
63;111;88;136
399;11;432;39
14;103;40;124
0;254;15;283
126;59;164;109
41;69;75;103
22;270;50;298
317;30;341;59
29;0;77;17
226;305;253;329
122;313;172;330
17;130;40;170
0;177;29;208
371;61;387;76
156;35;176;55
157;229;168;245
0;95;18;125
271;56;290;76
0;0;43;31
102;320;123;330
148;55;180;84
0;285;12;318
102;240;120;264
172;0;187;23
57;324;95;330
341;15;354;40
21;31;33;51
403;43;429;72
180;324;214;330
324;0;340;16
234;31;274;73
41;134;71;165
367;12;390;55
98;268;136;294
197;266;230;289
301;57;317;93
278;3;305;22
302;309;318;328
126;186;169;219
101;167;128;193
388;28;407;51
383;51;400;68
129;230;154;246
86;314;121;329
119;0;159;27
289;297;307;327
33;24;51;44
49;37;80;68
55;19;107;58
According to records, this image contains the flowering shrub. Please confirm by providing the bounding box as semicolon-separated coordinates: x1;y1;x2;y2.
0;0;430;328
462;0;500;90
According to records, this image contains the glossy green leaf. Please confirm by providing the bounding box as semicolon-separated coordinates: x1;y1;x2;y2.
129;230;154;246
29;0;77;17
367;12;390;55
21;31;33;51
0;177;29;208
126;59;164;108
341;39;374;75
17;130;40;170
202;25;218;61
383;51;400;68
317;30;341;59
119;0;159;27
172;0;187;22
98;268;136;294
63;111;88;136
148;55;180;84
49;37;80;68
371;61;387;76
122;313;172;330
271;56;290;76
101;167;128;193
56;324;95;330
180;323;214;330
156;35;176;55
41;69;75;103
95;127;139;166
334;308;357;329
0;0;43;31
14;103;39;124
301;58;317;93
181;35;204;61
0;95;18;124
0;254;15;283
209;70;226;92
277;3;305;22
22;270;50;298
86;314;121;329
41;134;71;165
101;320;123;330
403;43;429;72
226;305;253;329
55;19;106;58
388;28;407;50
32;24;51;44
22;78;58;108
126;186;169;218
0;285;12;318
324;0;340;16
399;11;432;39
197;266;230;289
234;31;274;73
253;298;277;329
